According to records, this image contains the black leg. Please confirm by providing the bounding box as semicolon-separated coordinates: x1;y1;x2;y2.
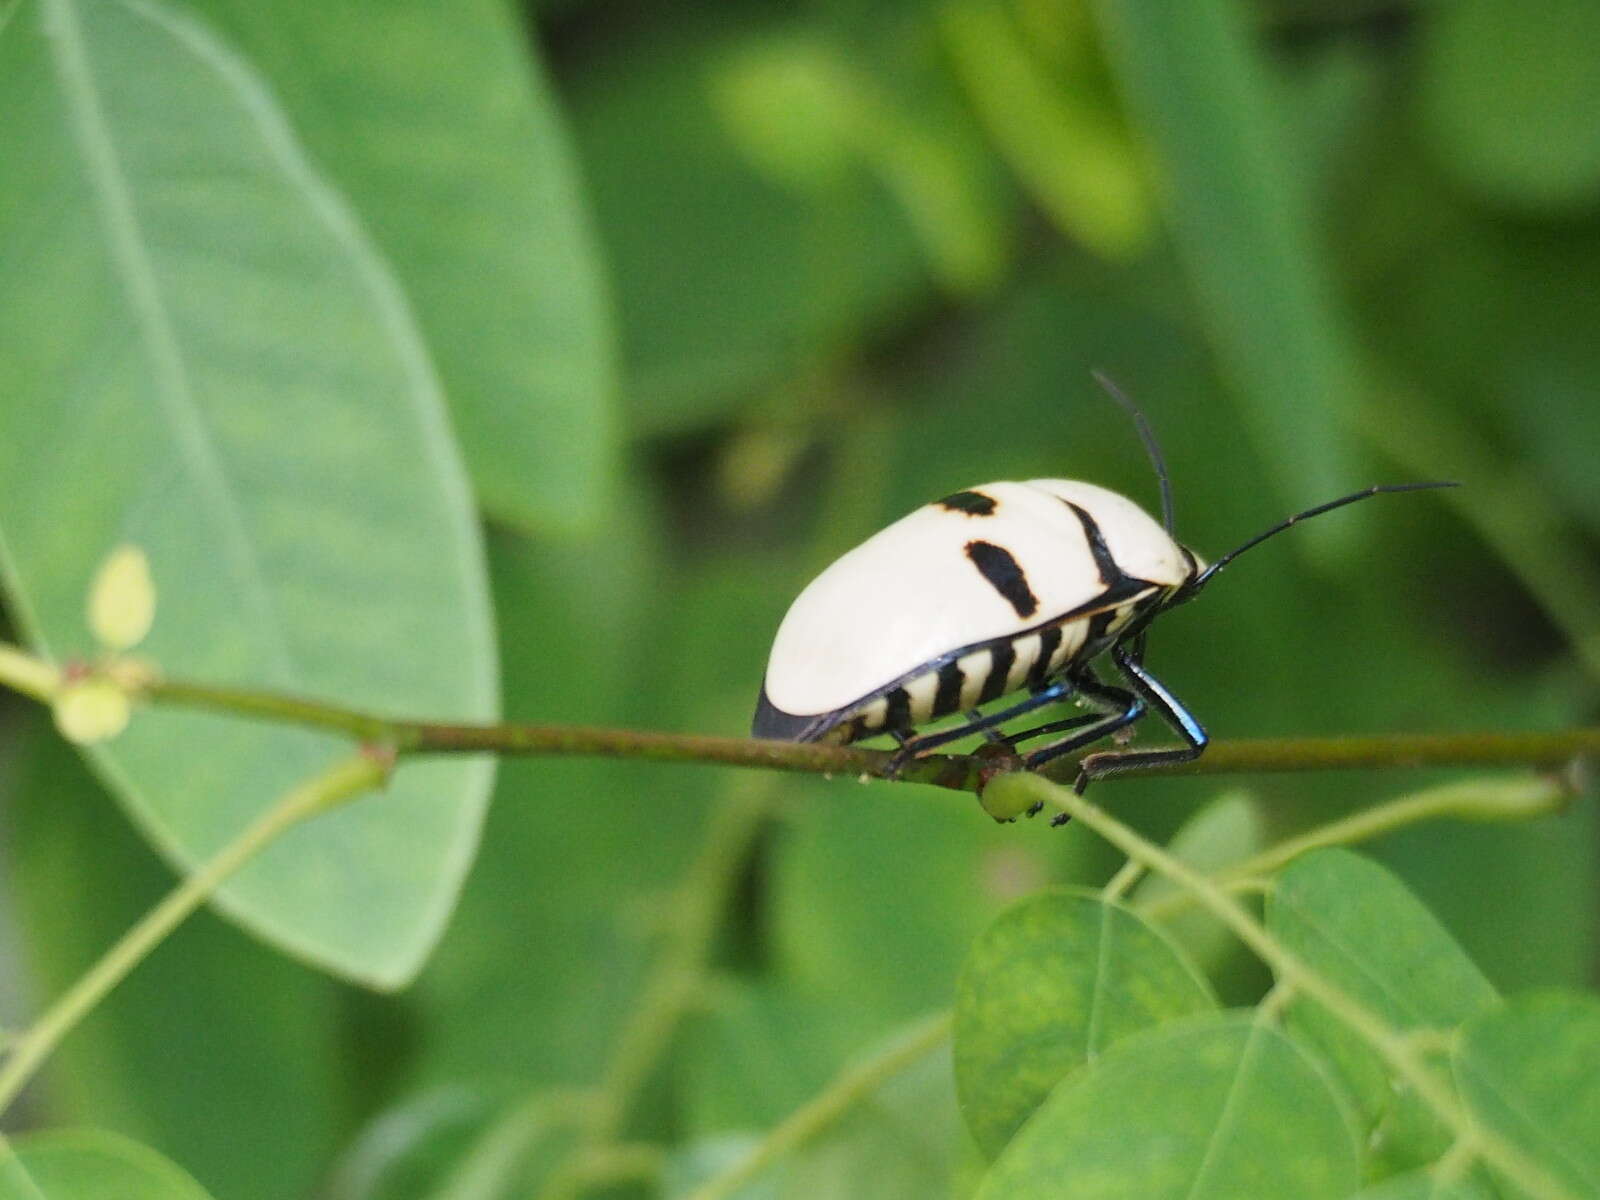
1001;712;1103;748
884;679;1072;774
1025;669;1142;769
1073;642;1208;792
1018;666;1146;825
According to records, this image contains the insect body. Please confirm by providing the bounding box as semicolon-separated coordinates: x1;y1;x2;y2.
752;479;1203;795
752;388;1452;812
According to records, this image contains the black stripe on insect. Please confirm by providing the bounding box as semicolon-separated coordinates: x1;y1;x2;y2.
964;540;1039;619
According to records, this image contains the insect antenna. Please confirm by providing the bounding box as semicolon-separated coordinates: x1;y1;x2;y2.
1092;370;1175;536
1182;480;1459;600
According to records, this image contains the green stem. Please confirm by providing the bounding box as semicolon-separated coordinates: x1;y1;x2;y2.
1138;775;1569;920
0;643;1579;793
683;1011;953;1200
538;778;777;1200
142;670;1600;794
0;644;60;703
1016;773;1581;1200
149;678;391;742
0;752;385;1117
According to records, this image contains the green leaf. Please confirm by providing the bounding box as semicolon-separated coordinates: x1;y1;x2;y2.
975;1014;1360;1199
1267;849;1499;1170
1090;0;1354;515
1453;991;1600;1200
1132;790;1264;975
0;0;496;986
1260;844;1497;1177
182;0;618;534
414;1097;576;1200
327;1085;580;1200
771;777;1087;1044
1347;1168;1497;1200
665;1028;962;1200
324;1089;499;1200
1419;0;1600;214
0;1130;215;1200
954;888;1215;1159
940;0;1152;259
2;713;344;1200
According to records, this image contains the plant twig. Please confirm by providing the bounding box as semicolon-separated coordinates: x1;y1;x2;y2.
1137;775;1570;921
538;777;777;1200
0;752;386;1117
1013;773;1581;1200
683;1011;953;1200
0;645;59;703
146;671;1600;793
1;643;1594;794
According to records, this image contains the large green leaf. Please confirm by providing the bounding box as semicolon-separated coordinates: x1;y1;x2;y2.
0;0;496;986
976;1014;1360;1199
1268;849;1499;1170
1131;790;1263;977
1;714;344;1200
954;889;1215;1159
0;1130;214;1200
182;0;617;533
1453;991;1600;1200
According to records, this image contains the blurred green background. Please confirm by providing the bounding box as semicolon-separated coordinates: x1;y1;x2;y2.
0;0;1597;1195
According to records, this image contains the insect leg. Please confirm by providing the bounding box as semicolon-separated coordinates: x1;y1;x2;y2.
1021;666;1146;824
1000;712;1102;748
884;679;1072;774
1073;642;1208;792
967;711;1011;747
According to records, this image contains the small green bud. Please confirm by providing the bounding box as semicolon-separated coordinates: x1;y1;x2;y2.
979;772;1036;823
53;678;131;744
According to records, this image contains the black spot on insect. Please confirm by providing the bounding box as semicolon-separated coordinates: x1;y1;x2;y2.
939;490;997;516
965;540;1039;618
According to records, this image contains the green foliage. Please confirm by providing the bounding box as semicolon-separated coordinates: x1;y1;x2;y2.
667;1034;962;1200
1269;848;1500;1171
1;0;1598;1197
975;1015;1361;1199
1454;993;1600;1199
0;0;498;986
953;889;1215;1157
0;1130;215;1200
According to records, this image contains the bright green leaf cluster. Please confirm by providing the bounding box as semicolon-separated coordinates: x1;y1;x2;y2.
950;845;1600;1198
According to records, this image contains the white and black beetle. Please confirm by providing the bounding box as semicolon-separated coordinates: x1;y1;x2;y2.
752;376;1453;819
